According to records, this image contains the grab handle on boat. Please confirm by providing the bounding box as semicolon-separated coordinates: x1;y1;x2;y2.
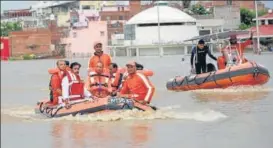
39;102;45;113
250;61;260;78
50;106;62;118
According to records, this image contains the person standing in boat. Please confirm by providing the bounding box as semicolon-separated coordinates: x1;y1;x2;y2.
60;62;94;108
218;32;253;68
88;41;112;71
190;39;217;74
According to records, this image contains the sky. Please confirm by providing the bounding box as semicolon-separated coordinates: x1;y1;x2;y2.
1;1;273;13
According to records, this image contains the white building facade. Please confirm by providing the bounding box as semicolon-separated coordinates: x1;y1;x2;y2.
123;4;199;56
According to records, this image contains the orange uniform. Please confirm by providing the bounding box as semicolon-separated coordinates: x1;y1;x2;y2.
120;73;155;103
48;70;65;105
218;39;252;68
221;39;252;61
88;52;111;70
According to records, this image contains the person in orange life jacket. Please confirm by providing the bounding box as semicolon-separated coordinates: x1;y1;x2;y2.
190;39;217;74
220;32;253;66
117;61;155;105
120;62;145;83
88;41;112;71
60;62;93;108
86;62;112;98
48;60;66;106
109;63;124;96
48;60;71;75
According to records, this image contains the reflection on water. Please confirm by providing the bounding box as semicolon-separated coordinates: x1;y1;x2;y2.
191;85;272;102
50;120;152;148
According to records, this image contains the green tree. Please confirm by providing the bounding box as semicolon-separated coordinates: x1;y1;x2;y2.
190;4;208;15
1;22;22;37
239;8;268;30
240;8;255;26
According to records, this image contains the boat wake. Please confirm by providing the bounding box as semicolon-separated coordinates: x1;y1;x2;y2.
191;85;273;93
191;85;272;101
1;105;227;123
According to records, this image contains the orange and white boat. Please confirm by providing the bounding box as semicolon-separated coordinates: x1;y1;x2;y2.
166;30;271;92
35;97;157;118
166;61;270;92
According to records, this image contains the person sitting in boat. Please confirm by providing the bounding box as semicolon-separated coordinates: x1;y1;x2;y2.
48;60;71;74
86;62;112;98
109;63;123;96
60;62;93;108
47;60;67;106
117;61;155;105
190;39;217;74
88;41;112;71
218;32;253;69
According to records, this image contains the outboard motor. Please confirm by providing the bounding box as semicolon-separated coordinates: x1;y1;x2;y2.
207;63;216;72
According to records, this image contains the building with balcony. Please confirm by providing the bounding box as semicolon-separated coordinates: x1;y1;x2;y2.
62;21;108;58
1;8;37;29
30;1;79;28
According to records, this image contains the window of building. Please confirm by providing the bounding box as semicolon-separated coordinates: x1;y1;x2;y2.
199;30;211;36
100;31;105;36
124;24;136;40
226;0;232;5
268;19;273;25
119;16;124;20
82;5;90;10
261;20;265;25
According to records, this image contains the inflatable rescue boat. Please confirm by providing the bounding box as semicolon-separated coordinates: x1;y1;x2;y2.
35;97;156;118
166;61;270;91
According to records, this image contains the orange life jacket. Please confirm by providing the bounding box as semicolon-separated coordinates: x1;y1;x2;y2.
89;71;111;98
66;71;84;101
88;52;112;69
110;72;123;91
48;70;65;105
217;56;226;70
117;67;154;77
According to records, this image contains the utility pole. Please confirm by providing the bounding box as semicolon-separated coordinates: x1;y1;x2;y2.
254;0;261;54
157;2;162;57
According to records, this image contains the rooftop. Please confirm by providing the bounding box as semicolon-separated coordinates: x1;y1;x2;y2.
238;25;273;38
253;10;273;20
126;5;196;25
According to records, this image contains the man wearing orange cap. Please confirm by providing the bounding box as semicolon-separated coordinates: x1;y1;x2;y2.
88;41;112;71
117;61;155;104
